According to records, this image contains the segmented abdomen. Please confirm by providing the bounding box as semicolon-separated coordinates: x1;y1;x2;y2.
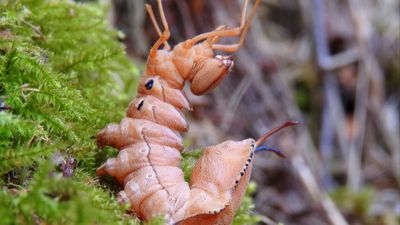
96;74;191;222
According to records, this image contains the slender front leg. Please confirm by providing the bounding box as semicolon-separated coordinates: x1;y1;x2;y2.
145;3;171;50
206;25;228;46
183;0;253;48
211;0;260;53
149;0;171;57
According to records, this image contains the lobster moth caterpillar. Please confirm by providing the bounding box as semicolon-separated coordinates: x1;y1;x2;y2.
97;0;298;224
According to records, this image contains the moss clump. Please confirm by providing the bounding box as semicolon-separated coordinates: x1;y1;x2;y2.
0;0;138;173
330;186;375;222
0;0;138;224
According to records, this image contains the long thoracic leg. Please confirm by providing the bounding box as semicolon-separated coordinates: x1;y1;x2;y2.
211;0;260;52
206;25;228;46
145;3;171;50
148;0;171;57
183;0;258;48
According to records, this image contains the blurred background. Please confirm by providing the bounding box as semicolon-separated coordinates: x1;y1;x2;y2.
109;0;399;224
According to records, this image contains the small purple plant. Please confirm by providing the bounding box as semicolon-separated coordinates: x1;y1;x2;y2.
60;157;76;177
52;152;76;177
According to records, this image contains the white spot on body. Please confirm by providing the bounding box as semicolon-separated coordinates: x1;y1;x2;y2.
120;151;129;165
127;181;140;194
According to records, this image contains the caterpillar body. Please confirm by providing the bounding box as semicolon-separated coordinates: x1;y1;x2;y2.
97;0;297;224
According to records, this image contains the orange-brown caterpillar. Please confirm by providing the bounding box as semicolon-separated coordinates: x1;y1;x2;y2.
97;0;297;224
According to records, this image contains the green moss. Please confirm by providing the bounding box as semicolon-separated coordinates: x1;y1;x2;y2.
330;186;374;220
0;0;138;224
1;161;138;225
181;149;202;181
0;0;138;174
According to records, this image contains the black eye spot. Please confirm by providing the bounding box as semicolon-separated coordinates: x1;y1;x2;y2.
145;79;154;90
137;100;144;111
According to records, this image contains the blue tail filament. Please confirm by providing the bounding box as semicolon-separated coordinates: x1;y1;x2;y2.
255;146;286;158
